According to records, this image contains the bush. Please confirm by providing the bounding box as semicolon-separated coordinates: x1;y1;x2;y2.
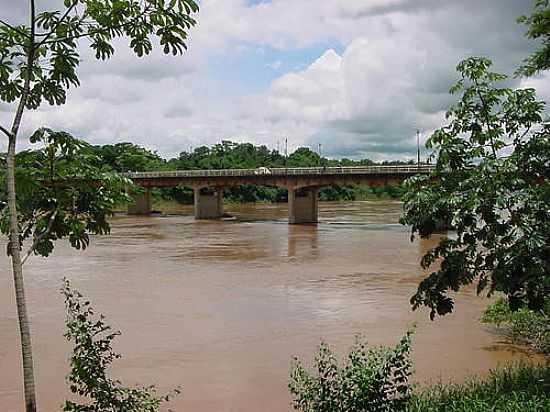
407;363;550;412
62;280;180;411
482;298;550;354
290;331;549;412
289;331;413;412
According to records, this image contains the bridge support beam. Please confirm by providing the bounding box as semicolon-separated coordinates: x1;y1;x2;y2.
194;187;224;220
288;187;318;224
128;189;152;215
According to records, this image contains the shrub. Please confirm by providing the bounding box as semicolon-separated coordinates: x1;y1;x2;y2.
62;280;180;411
482;298;550;354
289;331;413;412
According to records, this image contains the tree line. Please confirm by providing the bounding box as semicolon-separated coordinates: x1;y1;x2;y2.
91;140;416;203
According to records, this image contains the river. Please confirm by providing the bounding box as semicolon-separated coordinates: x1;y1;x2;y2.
0;201;542;412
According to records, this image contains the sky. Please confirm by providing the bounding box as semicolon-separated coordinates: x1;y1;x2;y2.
0;0;549;160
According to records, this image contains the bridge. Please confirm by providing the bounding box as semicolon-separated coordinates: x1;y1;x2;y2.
126;165;435;224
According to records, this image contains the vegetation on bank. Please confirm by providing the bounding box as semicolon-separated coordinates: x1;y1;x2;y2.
290;331;550;412
290;331;414;412
63;280;180;411
407;364;550;412
90;141;415;203
0;140;416;207
482;298;550;355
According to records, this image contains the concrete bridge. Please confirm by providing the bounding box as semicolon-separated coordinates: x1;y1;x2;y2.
126;165;435;224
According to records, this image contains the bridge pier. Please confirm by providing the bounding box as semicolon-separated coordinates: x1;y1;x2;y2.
128;189;152;215
288;187;318;224
194;187;224;220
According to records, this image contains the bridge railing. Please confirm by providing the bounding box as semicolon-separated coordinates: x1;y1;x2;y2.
126;165;436;179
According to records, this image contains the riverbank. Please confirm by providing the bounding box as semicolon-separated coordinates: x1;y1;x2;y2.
408;363;550;411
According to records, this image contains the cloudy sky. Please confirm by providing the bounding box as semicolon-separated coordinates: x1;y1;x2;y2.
0;0;548;160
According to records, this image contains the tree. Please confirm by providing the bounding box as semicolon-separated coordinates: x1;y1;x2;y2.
0;2;198;411
401;57;549;319
287;147;321;167
517;0;550;77
93;142;166;172
0;128;131;259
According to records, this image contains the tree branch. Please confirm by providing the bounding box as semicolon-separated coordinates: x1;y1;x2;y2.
0;125;13;138
42;5;154;45
36;2;78;48
473;78;498;158
0;19;31;39
517;126;532;143
21;210;58;265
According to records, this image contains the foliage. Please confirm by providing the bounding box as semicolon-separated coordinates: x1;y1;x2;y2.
289;331;413;412
93;140;411;204
0;128;132;259
62;279;180;411
291;334;550;412
92;143;167;173
400;57;550;318
168;141;405;172
407;363;550;412
482;297;550;354
517;0;550;77
0;0;198;109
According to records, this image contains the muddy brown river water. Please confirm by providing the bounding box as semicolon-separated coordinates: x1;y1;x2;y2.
0;201;542;412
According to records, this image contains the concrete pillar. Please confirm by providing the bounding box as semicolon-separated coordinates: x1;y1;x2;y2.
288;187;318;224
128;188;152;215
194;187;224;220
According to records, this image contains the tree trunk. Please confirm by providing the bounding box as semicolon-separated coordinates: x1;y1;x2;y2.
4;2;38;410
6;134;37;412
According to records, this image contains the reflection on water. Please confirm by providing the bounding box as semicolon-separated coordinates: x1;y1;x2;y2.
0;201;544;412
287;225;319;259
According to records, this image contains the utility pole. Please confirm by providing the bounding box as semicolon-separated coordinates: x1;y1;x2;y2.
318;143;322;166
285;138;288;157
416;130;420;166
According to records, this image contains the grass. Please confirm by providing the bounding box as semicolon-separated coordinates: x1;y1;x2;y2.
407;363;550;412
482;298;550;355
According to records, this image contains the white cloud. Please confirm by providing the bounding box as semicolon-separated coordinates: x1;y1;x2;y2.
266;60;283;70
0;0;542;160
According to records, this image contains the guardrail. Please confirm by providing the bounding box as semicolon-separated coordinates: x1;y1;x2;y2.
126;165;435;179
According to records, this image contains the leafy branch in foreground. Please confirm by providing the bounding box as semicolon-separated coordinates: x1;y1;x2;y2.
62;279;180;411
290;330;414;412
1;2;199;411
517;0;550;77
0;0;199;108
0;128;133;261
401;57;550;319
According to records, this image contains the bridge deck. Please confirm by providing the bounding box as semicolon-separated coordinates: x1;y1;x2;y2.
126;165;435;179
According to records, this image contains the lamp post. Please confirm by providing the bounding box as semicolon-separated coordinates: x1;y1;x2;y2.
416;130;420;166
285;138;288;167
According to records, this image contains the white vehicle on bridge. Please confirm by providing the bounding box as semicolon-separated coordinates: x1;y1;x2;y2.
254;167;272;175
